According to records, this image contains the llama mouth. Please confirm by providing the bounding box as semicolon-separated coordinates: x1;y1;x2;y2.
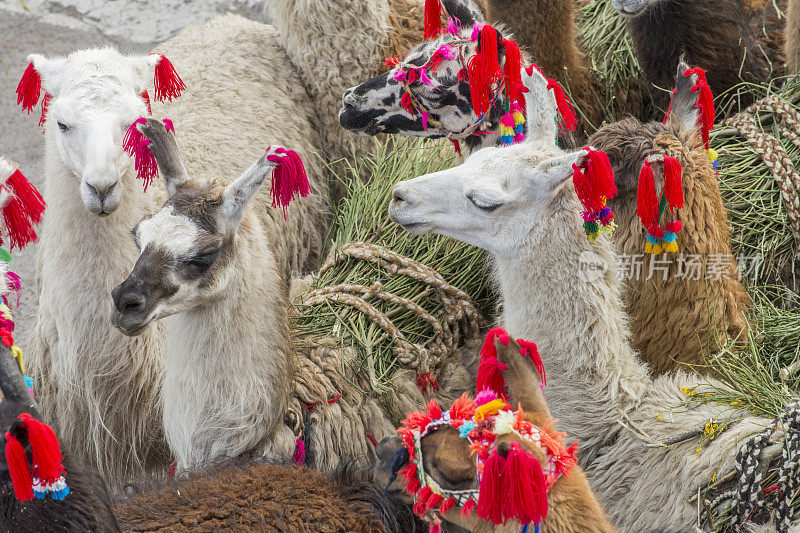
111;311;151;337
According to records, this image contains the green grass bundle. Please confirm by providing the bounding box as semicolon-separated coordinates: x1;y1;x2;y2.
291;140;493;395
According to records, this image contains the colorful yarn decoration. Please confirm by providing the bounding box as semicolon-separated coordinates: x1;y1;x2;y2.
396;328;573;531
0;161;46;251
4;413;69;502
572;149;616;243
637;155;684;254
265;147;312;220
123;118;159;191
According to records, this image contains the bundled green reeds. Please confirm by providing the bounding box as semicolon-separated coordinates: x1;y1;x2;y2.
291;139;493;395
575;0;656;123
712;77;800;291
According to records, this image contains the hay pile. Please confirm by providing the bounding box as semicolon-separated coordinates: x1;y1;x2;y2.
291;140;493;421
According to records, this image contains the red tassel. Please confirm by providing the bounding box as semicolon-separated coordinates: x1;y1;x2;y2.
38;93;51;128
19;414;65;484
400;463;421;494
663;156;683;209
684;67;715;149
666;219;682;233
501;39;523;105
440;496;456;514
151;54;186;102
502;443;548;526
5;431;33;502
414;486;433;516
467;25;503;116
424;0;443;39
266;148;311;220
140;90;152;115
8;169;46;225
461;498;477;518
476;451;505;524
402;410;433;433
401;92;416;116
477;355;508;399
449;393;477;421
16;63;42;114
547;79;577;133
517;338;546;386
3;197;38;250
572;149;616;214
426;399;442;420
426;492;444;511
450;139;462;157
123;118;158;191
663;88;677;125
637;160;658;228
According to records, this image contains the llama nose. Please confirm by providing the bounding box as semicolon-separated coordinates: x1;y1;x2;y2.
112;286;145;315
342;87;358;108
88;181;117;202
391;188;407;205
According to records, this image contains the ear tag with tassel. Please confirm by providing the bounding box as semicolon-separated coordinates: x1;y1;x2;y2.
638;155;684;254
572;148;616;243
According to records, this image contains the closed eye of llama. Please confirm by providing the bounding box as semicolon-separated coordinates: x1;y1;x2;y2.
374;329;615;533
339;0;576;156
387;129;785;530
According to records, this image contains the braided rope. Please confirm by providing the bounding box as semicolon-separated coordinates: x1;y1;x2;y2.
726;97;800;247
302;242;486;374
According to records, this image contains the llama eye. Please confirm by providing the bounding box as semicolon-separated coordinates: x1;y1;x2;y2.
468;195;501;212
57;122;71;132
185;251;219;270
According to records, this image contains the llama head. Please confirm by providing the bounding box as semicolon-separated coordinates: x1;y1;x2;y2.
374;332;560;530
389;140;584;257
610;0;658;16
110;119;289;335
21;48;182;215
588;60;705;195
339;1;557;149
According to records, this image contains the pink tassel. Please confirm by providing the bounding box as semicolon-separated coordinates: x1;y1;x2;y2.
547;79;578;133
663;156;683;209
123;118;158;191
422;112;429;131
475;388;499;406
16;63;41;114
163;119;175;133
502;442;548;526
637;160;658;229
445;16;459;35
265;147;312;219
5;271;21;307
293;438;306;465
150;54;186;102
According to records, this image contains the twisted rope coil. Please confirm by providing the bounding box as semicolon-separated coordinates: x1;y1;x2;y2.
726;96;800;250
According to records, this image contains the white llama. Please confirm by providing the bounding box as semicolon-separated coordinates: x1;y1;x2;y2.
387;97;780;530
24;49;170;485
110;119;396;470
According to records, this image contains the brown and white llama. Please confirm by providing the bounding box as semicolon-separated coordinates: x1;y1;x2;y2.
386;91;777;530
612;0;785;111
375;330;616;532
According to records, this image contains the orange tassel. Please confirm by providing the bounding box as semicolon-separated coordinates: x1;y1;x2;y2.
424;0;443;39
663;156;683;209
637;160;658;228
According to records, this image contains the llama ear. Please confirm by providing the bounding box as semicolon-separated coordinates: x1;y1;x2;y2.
26;54;65;95
137;118;188;195
220;153;278;234
494;336;549;416
666;60;702;137
440;0;485;27
529;150;588;192
520;66;558;146
131;53;186;102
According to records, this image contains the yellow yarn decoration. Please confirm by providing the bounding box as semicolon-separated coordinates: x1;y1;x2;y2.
663;241;679;253
12;345;24;373
644;242;663;254
707;148;718;162
475;399;507;421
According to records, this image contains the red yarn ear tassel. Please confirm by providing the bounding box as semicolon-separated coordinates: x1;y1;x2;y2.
5;430;34;502
502;443;548;526
266;148;312;220
123;118;158;191
39;93;52;128
424;0;443;39
7;169;45;225
663;156;683;209
547;79;578;133
476;328;510;398
636;160;658;229
685;67;715;149
467;25;503;116
150;54;186;102
476;451;506;524
501;39;523;106
19;414;65;485
16;63;42;114
517;338;546;386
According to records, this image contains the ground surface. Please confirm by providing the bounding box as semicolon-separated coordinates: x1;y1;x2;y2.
0;0;265;350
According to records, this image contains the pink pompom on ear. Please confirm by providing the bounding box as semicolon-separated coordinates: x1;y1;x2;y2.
16;63;42;114
265;147;312;220
150;54;186;102
123;118;158;191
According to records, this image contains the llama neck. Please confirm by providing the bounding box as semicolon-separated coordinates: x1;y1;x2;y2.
492;193;650;460
629;0;763;103
163;222;294;467
270;0;394;161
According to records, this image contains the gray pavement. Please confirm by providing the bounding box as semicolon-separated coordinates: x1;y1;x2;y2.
0;1;265;350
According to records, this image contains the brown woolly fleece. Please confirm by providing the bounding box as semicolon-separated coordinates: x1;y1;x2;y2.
115;463;413;532
590;121;751;376
483;0;608;137
786;0;800;73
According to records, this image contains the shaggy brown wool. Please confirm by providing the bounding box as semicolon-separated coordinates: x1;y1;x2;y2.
484;0;607;136
786;0;800;73
590;121;751;375
115;463;415;532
